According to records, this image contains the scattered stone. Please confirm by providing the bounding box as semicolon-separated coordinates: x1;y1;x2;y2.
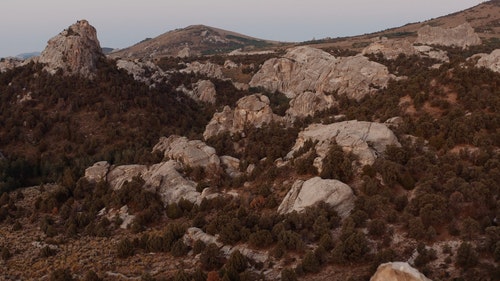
116;59;169;86
178;80;217;104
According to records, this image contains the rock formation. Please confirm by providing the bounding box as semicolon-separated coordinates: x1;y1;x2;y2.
177;80;217;104
249;46;394;100
153;135;220;170
183;227;269;265
220;156;242;178
413;45;449;62
0;57;24;73
181;61;224;79
116;59;169;86
277;177;355;218
203;94;283;139
38;20;103;78
287;120;400;170
416;23;481;49
362;38;418;59
370;262;432;281
84;159;200;205
286;91;336;120
475;49;500;73
84;161;110;183
141;161;200;204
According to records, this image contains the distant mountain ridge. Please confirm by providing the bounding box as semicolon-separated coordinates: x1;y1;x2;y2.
109;24;282;59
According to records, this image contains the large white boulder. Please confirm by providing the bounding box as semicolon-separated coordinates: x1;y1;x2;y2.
475;49;500;73
370;262;432;281
287;120;400;170
84;161;110;183
286;91;336;120
277;177;355;218
153;135;220;170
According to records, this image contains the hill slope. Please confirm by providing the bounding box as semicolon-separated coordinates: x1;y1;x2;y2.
109;24;281;59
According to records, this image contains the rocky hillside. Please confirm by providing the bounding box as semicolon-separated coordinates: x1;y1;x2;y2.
1;3;500;281
109;24;280;59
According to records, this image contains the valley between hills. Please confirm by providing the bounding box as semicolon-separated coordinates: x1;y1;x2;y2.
0;1;500;280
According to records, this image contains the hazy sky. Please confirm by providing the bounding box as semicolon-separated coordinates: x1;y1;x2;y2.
0;0;485;58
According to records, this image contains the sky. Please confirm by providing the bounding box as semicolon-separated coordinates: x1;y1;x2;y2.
0;0;485;58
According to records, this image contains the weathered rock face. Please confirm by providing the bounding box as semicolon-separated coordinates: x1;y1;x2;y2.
84;161;110;183
370;262;432;281
416;23;481;49
183;227;269;265
362;38;418;59
0;58;24;73
475;49;500;73
277;177;355;218
203;94;283;139
106;164;147;190
181;61;224;79
287;120;400;169
286;91;336;120
153;135;220;170
178;80;217;104
141;161;200;204
38;20;103;78
220;155;242;178
413;45;449;62
249;46;393;100
116;59;169;87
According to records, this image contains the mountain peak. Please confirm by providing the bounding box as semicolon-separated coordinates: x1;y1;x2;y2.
38;19;103;78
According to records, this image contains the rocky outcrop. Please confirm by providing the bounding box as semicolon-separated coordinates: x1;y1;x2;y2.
286;91;336;120
0;57;24;73
413;45;449;62
249;46;393;100
177;80;217;104
203;94;283;139
362;38;418;59
277;177;355;218
183;227;269;265
38;20;103;78
177;46;191;58
362;38;449;62
84;161;110;183
475;49;500;73
181;61;224;79
141;161;200;204
84;159;200;205
153;135;220;170
116;59;169;87
287;120;400;169
106;165;147;190
416;23;481;49
220;156;242;178
370;262;432;281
